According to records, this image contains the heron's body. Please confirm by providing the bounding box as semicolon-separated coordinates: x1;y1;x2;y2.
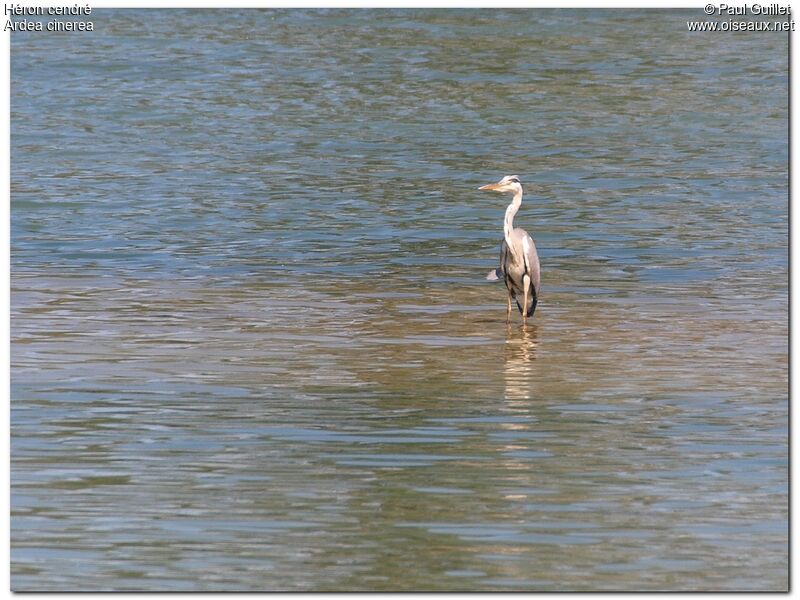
498;228;540;318
481;175;541;324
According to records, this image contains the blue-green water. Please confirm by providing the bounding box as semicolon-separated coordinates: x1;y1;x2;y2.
11;9;787;591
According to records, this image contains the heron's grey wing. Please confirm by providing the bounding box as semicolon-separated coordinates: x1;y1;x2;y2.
525;236;541;316
527;238;540;298
499;239;508;276
485;239;508;281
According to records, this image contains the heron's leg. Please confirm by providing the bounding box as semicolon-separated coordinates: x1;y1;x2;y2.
506;289;513;324
522;274;531;325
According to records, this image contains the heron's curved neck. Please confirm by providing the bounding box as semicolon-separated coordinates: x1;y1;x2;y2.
503;189;523;245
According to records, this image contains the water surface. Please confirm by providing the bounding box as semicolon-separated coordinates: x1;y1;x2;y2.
11;9;788;591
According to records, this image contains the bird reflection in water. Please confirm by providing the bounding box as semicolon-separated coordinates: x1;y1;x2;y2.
503;323;539;403
497;325;542;498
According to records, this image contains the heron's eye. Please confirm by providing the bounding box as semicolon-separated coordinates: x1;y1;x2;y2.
509;177;520;184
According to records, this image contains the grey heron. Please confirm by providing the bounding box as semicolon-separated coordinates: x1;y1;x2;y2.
480;175;541;325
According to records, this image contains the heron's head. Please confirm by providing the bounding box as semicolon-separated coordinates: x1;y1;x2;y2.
479;175;522;194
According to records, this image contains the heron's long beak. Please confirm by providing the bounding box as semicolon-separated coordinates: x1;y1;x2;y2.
479;182;502;191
